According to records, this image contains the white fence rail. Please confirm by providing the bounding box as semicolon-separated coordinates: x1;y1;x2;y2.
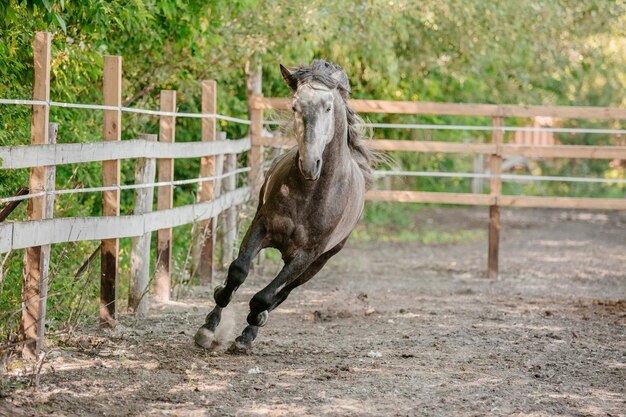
0;187;249;252
0;137;251;169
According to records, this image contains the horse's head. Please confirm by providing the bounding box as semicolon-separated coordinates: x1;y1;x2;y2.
280;61;350;181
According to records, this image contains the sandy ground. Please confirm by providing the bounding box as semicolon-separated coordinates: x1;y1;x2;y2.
1;207;625;417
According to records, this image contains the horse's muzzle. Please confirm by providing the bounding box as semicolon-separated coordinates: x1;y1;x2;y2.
298;157;322;181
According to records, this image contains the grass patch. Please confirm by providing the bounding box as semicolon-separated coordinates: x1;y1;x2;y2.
355;201;485;244
353;226;485;244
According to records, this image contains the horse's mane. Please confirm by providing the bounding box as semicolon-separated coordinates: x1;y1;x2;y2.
287;60;375;189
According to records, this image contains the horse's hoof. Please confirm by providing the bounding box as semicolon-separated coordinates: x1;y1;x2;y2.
194;326;215;349
227;340;251;355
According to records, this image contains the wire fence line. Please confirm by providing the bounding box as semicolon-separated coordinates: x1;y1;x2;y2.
361;123;626;135
0;98;251;125
0;167;250;204
373;170;626;184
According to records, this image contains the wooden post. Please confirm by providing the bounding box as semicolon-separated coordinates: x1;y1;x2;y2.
21;32;52;359
472;154;485;194
196;80;217;285
100;55;122;327
488;115;504;279
155;90;176;302
221;153;238;267
213;133;225;268
130;134;157;314
246;61;264;202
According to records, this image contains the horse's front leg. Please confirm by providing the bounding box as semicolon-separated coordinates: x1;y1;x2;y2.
228;254;314;352
194;216;266;349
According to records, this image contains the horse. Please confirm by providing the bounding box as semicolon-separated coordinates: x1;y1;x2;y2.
194;59;374;352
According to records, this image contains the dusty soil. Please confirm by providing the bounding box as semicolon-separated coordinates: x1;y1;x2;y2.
2;207;625;417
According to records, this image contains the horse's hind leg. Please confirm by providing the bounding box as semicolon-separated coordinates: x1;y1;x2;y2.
269;239;347;313
228;255;314;352
230;239;347;352
194;217;266;348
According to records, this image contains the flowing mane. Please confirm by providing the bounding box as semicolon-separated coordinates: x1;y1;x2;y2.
286;60;374;189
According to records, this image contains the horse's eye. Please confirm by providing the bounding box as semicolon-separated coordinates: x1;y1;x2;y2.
326;107;331;113
292;106;298;113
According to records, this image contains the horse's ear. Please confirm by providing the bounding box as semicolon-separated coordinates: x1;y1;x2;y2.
280;64;298;90
331;69;351;96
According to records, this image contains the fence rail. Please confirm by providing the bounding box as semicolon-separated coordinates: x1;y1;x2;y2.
252;96;626;119
0;137;251;170
0;187;249;252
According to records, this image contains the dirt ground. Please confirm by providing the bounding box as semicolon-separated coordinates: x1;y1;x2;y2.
2;207;625;417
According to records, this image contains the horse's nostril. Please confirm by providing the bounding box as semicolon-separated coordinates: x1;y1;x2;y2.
315;159;321;171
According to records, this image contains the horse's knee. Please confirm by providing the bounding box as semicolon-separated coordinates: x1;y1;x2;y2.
249;291;272;314
227;258;248;286
247;309;269;327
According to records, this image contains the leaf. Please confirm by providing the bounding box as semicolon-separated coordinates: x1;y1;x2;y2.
41;0;53;13
55;13;67;34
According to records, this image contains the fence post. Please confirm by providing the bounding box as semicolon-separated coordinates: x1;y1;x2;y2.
246;62;264;203
213;133;225;268
195;80;217;285
471;155;484;194
130;134;157;314
488;114;504;279
21;32;52;359
155;90;176;302
101;55;122;327
221;153;238;267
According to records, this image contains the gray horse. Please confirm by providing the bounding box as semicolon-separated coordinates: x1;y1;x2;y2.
195;60;374;352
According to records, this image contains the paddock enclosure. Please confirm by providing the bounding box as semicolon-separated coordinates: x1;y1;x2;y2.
1;32;625;416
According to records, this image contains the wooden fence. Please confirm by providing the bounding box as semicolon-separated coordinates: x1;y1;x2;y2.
2;32;626;359
248;96;626;280
0;33;250;358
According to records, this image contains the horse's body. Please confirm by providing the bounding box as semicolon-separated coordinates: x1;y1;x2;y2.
195;60;373;351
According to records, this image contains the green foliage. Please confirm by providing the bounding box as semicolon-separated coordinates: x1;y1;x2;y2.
1;0;626;341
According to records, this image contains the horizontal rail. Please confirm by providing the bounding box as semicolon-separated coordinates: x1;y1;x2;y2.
0;187;249;252
0;137;250;169
258;136;626;160
0;167;250;204
366;190;495;205
501;144;626;159
260;120;626;134
253;96;626;120
366;190;626;210
369;139;494;154
0;99;251;125
498;195;626;210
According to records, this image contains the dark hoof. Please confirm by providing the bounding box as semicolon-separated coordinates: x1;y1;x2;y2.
194;326;215;349
227;340;251;355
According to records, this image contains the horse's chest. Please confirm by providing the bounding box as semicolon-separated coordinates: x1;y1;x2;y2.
262;179;355;252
